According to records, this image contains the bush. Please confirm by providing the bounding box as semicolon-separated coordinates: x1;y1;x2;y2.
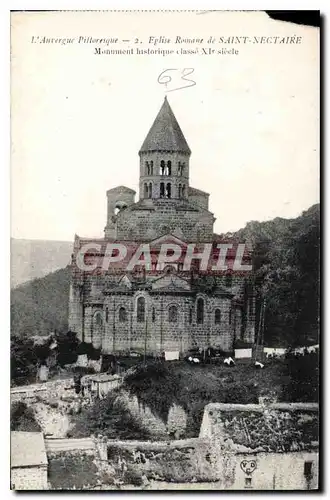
233;339;253;349
56;331;79;366
11;401;41;432
71;391;153;440
281;352;319;402
77;342;101;360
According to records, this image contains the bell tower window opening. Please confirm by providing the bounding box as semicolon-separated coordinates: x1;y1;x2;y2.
160;182;165;198
166;183;171;199
178;161;185;176
160;160;165;176
167;161;172;176
150;160;154;175
178;184;182;199
144;183;148;198
182;184;186;198
148;182;152;198
145;161;150;176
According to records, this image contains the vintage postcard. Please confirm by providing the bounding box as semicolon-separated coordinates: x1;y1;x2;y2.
10;10;320;491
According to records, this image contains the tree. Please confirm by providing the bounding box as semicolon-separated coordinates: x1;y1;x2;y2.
11;334;38;385
55;331;79;366
11;401;41;432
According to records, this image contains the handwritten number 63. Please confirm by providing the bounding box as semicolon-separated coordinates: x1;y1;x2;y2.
158;68;196;93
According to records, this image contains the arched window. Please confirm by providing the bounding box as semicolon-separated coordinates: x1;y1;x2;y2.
178;184;182;198
145;161;150;175
94;311;103;326
160;182;165;198
148;182;152;198
144;183;148;198
92;311;103;348
160;160;165;175
168;305;178;323
105;307;109;323
178;161;185;176
197;298;204;324
166;183;171;199
119;307;127;323
150;160;154;175
215;309;221;324
137;297;145;322
182;184;186;198
167;161;172;176
152;307;156;322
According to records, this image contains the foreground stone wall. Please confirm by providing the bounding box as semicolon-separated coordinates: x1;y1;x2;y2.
113;390;187;439
11;465;48;490
103;437;219;484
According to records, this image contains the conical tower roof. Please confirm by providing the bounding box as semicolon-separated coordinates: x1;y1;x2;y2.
139;97;191;154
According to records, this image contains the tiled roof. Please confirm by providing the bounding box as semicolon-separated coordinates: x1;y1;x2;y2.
139;97;191;154
201;403;319;453
11;432;48;468
106;186;136;195
189;186;210;196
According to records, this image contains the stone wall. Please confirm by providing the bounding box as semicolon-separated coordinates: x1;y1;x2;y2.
198;402;319;490
11;465;48;490
114;199;215;243
95;293;235;354
225;450;319;490
113;390;187;439
102;437;219;484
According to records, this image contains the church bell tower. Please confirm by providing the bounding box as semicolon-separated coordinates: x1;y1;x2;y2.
138;97;191;201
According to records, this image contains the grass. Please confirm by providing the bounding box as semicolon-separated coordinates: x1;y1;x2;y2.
70;355;317;441
123;358;289;437
48;452;99;490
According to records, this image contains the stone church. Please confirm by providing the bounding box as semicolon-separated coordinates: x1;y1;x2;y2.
69;97;256;354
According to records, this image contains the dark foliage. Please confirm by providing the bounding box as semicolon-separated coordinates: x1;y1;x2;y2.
281;352;319;402
239;204;320;347
11;334;38;385
11;401;41;432
55;330;79;366
77;342;101;360
71;390;152;440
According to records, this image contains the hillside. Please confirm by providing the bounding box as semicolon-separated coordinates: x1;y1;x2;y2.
251;204;320;346
11;238;72;288
11;267;70;338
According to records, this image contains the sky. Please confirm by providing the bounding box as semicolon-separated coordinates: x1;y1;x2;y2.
11;10;319;241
